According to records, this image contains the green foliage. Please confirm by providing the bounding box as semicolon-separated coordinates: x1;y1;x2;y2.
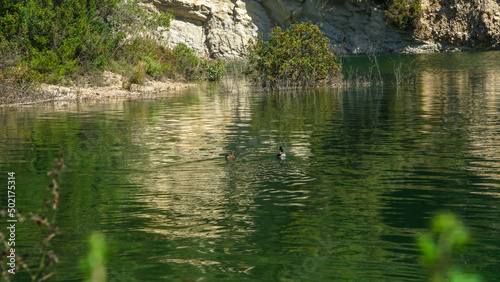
383;0;422;30
81;232;107;282
0;0;171;84
143;56;164;77
170;43;204;80
202;59;227;81
0;0;221;93
0;0;126;82
417;212;481;282
116;0;173;33
167;44;226;81
115;38;225;83
246;22;340;88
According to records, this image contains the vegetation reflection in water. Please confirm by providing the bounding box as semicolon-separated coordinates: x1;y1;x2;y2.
0;52;499;281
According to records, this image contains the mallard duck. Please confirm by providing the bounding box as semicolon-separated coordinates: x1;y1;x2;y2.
276;146;286;158
225;150;236;159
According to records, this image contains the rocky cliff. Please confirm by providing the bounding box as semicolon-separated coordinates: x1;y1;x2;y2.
415;0;500;48
153;0;273;59
153;0;500;58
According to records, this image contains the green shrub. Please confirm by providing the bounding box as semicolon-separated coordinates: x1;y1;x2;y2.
164;43;226;81
246;22;340;88
171;43;204;80
0;0;125;81
202;59;227;81
143;56;164;77
29;49;79;83
116;0;173;34
383;0;422;30
0;0;170;84
115;38;224;83
1;0;222;89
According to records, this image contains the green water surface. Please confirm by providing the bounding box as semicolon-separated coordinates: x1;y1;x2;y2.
1;51;500;281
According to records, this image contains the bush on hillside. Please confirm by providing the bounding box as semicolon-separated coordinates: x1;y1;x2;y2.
202;59;226;81
246;22;340;88
0;0;224;94
0;0;175;84
114;38;226;83
0;0;127;83
381;0;422;30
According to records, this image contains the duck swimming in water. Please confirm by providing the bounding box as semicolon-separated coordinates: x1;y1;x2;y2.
225;150;236;159
276;146;286;158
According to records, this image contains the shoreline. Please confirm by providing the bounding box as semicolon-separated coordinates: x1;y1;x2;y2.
1;46;497;107
0;71;197;107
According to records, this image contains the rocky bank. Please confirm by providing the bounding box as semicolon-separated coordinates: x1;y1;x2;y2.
0;72;194;106
153;0;500;57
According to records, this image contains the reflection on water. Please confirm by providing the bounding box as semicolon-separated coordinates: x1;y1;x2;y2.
418;54;500;194
1;52;500;281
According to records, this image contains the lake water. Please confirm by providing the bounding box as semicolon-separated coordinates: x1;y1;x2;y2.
1;51;500;281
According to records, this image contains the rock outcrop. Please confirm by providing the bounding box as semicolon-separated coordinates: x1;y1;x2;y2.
153;0;500;58
154;0;273;59
415;0;500;48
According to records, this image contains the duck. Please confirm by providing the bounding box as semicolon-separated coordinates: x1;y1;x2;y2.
276;146;286;158
225;150;236;159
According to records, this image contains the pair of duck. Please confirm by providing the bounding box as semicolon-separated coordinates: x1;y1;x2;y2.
225;146;286;159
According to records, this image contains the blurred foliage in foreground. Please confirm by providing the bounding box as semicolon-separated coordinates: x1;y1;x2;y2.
418;212;481;282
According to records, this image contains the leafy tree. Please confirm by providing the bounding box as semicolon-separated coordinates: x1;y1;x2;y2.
246;22;340;88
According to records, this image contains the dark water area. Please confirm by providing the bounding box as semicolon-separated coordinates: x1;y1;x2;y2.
1;51;500;281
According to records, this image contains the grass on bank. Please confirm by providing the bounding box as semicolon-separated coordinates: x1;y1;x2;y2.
115;38;226;90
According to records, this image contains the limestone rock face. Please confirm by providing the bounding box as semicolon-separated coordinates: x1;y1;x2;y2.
259;0;305;26
415;0;500;48
155;0;413;57
154;0;500;58
154;0;273;59
300;0;411;54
